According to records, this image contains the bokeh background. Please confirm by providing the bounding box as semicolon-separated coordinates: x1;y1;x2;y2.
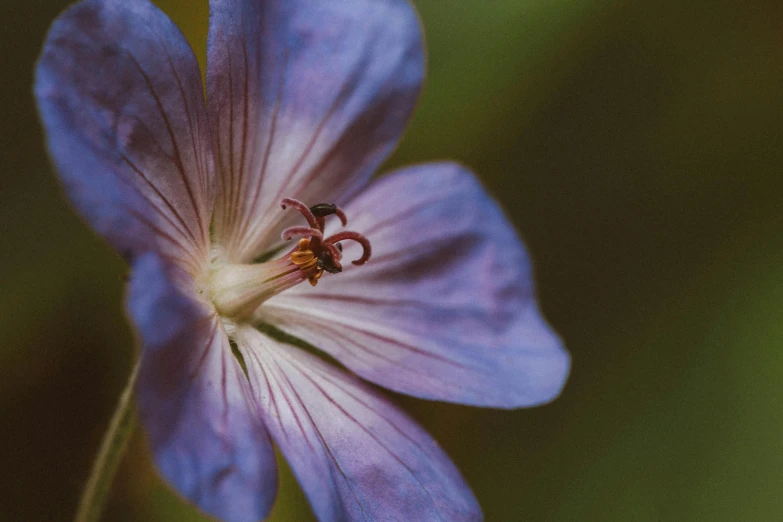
3;0;783;520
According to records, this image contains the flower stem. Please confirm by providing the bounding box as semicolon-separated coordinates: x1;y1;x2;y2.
75;358;140;522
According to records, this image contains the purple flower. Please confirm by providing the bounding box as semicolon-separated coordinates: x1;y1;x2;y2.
35;0;569;520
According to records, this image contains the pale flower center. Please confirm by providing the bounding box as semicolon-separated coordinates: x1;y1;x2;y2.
208;198;371;321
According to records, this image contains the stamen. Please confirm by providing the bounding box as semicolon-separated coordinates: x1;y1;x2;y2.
309;202;348;227
323;231;372;265
281;198;318;229
309;203;338;217
308;270;323;286
281;226;323;241
290;238;318;271
317;251;342;274
321;241;343;261
280;197;371;286
209;192;369;317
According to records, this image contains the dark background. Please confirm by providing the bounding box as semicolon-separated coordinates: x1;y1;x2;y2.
2;0;783;520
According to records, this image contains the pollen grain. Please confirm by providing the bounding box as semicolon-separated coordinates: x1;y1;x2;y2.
289;238;323;285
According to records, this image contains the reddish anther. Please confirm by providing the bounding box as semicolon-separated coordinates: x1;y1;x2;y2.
324;231;372;265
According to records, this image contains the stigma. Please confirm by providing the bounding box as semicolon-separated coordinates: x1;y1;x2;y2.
280;198;371;287
209;198;371;320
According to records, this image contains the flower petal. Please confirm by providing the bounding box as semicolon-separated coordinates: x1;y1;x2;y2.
235;326;481;522
207;0;424;261
35;0;214;275
260;162;570;408
129;254;277;522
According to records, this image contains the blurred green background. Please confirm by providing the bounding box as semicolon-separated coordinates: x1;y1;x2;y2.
2;0;783;520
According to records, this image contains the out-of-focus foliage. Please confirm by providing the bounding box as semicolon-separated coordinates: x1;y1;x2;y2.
2;0;782;520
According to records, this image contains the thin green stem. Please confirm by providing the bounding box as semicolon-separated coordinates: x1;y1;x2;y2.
75;358;141;522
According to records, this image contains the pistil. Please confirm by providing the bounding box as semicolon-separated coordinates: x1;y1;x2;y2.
280;198;372;286
209;198;372;321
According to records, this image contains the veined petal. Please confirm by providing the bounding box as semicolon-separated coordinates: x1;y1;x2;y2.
260;163;570;408
235;326;481;522
129;254;277;522
35;0;214;276
207;0;424;262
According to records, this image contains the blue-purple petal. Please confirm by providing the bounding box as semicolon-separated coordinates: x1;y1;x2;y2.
35;0;214;275
206;0;424;261
261;162;570;408
129;254;277;522
235;326;481;522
